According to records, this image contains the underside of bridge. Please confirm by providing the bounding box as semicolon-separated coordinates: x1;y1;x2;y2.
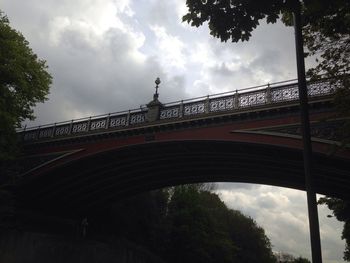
17;140;350;216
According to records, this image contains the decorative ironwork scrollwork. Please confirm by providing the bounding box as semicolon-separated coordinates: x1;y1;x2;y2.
130;113;146;124
271;85;299;102
210;96;234;112
55;125;70;136
307;80;334;96
184;102;205;116
72;122;88;133
160;107;180;119
110;116;127;128
39;128;53;138
239;92;266;107
90;119;106;130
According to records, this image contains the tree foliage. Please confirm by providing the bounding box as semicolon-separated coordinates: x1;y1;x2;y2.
318;197;350;261
182;0;296;42
276;252;311;263
302;1;350;78
182;0;349;77
105;185;277;263
0;11;52;160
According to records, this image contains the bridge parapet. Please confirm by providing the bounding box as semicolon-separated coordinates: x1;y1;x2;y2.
19;78;339;142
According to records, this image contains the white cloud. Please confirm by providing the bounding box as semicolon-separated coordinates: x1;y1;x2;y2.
150;25;186;74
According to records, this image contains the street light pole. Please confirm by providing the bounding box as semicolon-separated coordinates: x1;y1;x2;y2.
293;2;322;263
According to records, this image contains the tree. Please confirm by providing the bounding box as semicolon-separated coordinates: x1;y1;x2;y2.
293;257;311;263
276;252;310;263
300;2;350;260
0;11;52;160
183;0;293;42
226;209;276;263
298;2;350;260
106;185;277;263
182;0;349;77
301;2;350;79
318;197;350;261
164;185;238;263
183;0;350;260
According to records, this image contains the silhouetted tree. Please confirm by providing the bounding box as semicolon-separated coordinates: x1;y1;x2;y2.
276;252;310;263
182;0;349;78
108;184;276;263
0;10;52;160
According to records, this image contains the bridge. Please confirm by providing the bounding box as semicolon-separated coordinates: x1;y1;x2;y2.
16;77;350;215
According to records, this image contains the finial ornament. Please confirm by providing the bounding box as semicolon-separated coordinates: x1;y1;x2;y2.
147;77;163;121
155;77;161;95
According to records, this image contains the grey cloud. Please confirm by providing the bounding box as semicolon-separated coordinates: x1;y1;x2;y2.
210;62;241;76
249;49;284;76
7;1;188;126
216;183;259;191
209;62;253;80
149;1;174;27
256;194;280;210
202;20;298;91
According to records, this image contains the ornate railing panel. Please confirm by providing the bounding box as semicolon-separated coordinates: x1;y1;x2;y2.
72;122;88;134
19;77;341;142
109;115;127;128
160;106;180;119
55;125;70;136
307;79;335;96
271;84;299;103
130;112;146;125
210;96;235;112
184;101;206;116
90;118;107;130
239;91;266;108
39;128;54;139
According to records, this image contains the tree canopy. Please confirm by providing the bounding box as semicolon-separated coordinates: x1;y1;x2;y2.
276;252;311;263
182;0;349;77
183;0;296;42
102;184;277;263
0;11;52;160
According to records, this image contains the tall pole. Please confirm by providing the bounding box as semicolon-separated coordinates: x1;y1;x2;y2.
293;2;322;263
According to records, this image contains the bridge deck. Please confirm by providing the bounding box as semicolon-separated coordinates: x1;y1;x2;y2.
19;78;338;143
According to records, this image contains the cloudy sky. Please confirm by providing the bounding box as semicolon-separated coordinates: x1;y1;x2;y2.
2;0;345;262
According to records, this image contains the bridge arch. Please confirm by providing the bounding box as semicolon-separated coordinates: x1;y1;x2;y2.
18;139;350;215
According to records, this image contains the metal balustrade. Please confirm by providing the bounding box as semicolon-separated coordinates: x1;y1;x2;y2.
19;77;339;142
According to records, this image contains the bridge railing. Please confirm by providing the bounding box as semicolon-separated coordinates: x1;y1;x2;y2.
19;77;340;142
159;77;338;120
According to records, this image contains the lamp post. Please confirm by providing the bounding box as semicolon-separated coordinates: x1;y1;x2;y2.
293;2;322;262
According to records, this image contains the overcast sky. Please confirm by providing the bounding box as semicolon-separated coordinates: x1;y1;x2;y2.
2;0;346;262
